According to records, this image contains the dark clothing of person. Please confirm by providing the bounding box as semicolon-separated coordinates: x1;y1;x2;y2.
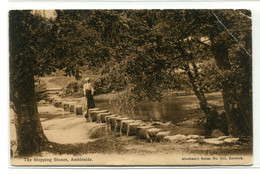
85;89;95;108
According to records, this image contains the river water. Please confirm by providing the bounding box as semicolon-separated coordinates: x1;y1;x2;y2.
95;92;224;123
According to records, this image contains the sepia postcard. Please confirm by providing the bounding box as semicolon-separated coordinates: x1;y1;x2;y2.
9;8;253;166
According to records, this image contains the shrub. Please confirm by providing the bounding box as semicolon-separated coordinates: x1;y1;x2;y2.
66;82;83;96
93;75;126;95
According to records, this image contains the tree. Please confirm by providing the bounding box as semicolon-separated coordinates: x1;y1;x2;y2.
164;10;252;136
207;10;252;136
98;9;252;137
99;10;225;133
9;10;118;156
9;11;51;156
178;9;253;136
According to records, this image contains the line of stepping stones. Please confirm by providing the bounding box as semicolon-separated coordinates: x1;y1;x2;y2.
46;88;240;145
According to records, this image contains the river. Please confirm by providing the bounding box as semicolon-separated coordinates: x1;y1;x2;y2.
95;92;224;123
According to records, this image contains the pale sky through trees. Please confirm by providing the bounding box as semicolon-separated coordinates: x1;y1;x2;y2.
31;10;57;20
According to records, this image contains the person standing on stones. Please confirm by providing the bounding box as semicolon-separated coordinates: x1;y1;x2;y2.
83;77;95;117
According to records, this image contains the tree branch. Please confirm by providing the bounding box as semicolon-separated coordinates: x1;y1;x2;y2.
195;37;211;47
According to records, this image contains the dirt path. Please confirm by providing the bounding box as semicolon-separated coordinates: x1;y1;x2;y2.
39;105;105;144
11;77;97;155
38;77;100;145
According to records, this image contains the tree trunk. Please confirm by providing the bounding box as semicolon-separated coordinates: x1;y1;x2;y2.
176;44;226;133
185;64;228;134
11;73;48;156
210;39;252;137
186;68;209;112
9;10;49;156
221;81;252;137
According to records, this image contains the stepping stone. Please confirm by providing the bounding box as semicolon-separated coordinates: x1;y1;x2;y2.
47;91;59;94
126;121;143;136
89;109;108;113
187;135;201;139
224;138;239;144
75;106;83;115
218;136;231;141
105;115;117;125
108;116;123;130
89;108;100;112
120;120;136;136
136;125;154;139
156;131;171;142
164;134;187;143
186;139;197;143
89;110;109;122
51;98;56;104
104;115;118;131
63;103;70;112
146;128;162;142
38;100;48;106
203;138;224;145
97;112;111;123
115;117;129;131
48;93;58;97
69;105;75;113
54;101;63;108
151;121;165;126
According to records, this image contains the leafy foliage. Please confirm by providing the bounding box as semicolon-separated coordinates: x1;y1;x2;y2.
10;9;252;151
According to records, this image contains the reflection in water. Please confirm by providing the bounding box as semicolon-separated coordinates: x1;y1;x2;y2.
95;92;223;123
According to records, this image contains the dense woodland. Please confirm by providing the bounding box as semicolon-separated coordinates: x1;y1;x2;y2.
9;10;252;156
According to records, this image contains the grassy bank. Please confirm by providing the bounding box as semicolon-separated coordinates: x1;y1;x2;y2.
44;132;252;156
